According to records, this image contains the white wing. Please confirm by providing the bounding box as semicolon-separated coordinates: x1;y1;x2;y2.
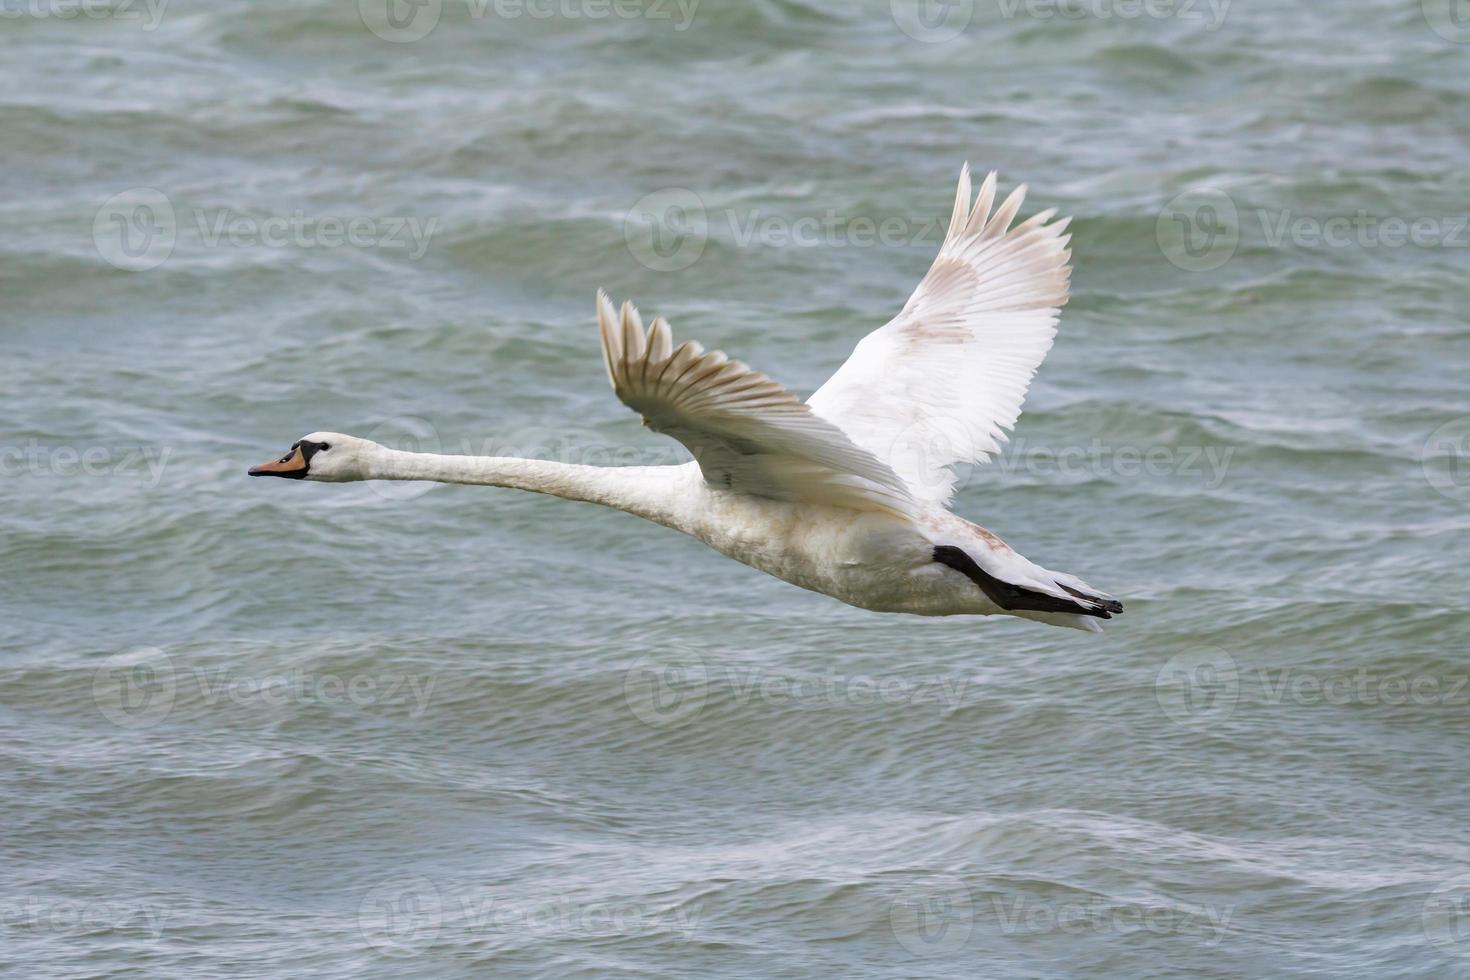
807;166;1072;506
596;291;916;518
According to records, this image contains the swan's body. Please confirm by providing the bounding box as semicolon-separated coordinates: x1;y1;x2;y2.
251;167;1122;631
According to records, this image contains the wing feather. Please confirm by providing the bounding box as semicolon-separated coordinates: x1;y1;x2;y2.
595;292;917;518
807;165;1072;505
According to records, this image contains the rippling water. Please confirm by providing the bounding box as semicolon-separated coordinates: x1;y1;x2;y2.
4;1;1470;976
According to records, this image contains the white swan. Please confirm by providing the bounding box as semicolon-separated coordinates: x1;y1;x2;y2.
251;166;1121;631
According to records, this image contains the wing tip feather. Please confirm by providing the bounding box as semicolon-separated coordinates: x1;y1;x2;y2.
596;289;622;387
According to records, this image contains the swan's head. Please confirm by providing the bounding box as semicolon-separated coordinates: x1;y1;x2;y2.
248;431;376;482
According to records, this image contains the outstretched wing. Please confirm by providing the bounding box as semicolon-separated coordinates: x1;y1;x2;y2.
807;166;1072;506
596;291;916;518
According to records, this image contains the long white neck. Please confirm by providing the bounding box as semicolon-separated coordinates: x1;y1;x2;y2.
365;447;691;528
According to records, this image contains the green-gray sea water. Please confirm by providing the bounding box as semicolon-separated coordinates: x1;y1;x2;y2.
4;1;1470;976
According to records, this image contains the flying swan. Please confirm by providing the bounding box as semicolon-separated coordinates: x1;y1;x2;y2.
251;166;1121;631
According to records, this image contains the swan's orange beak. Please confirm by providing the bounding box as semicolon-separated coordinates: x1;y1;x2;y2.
248;444;309;479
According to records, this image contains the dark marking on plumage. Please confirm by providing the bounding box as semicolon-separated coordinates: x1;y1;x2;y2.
932;545;1118;619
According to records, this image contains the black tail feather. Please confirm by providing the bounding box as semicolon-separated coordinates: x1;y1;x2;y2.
1058;583;1124;615
933;545;1120;619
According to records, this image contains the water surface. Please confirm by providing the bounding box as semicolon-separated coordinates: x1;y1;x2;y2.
4;1;1470;976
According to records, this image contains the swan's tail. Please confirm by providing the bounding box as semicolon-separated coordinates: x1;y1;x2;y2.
1051;572;1124;617
932;545;1122;632
1038;571;1123;632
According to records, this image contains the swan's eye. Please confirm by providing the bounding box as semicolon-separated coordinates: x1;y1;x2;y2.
319;443;331;451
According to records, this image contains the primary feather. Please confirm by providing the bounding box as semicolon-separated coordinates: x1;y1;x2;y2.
807;164;1072;505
